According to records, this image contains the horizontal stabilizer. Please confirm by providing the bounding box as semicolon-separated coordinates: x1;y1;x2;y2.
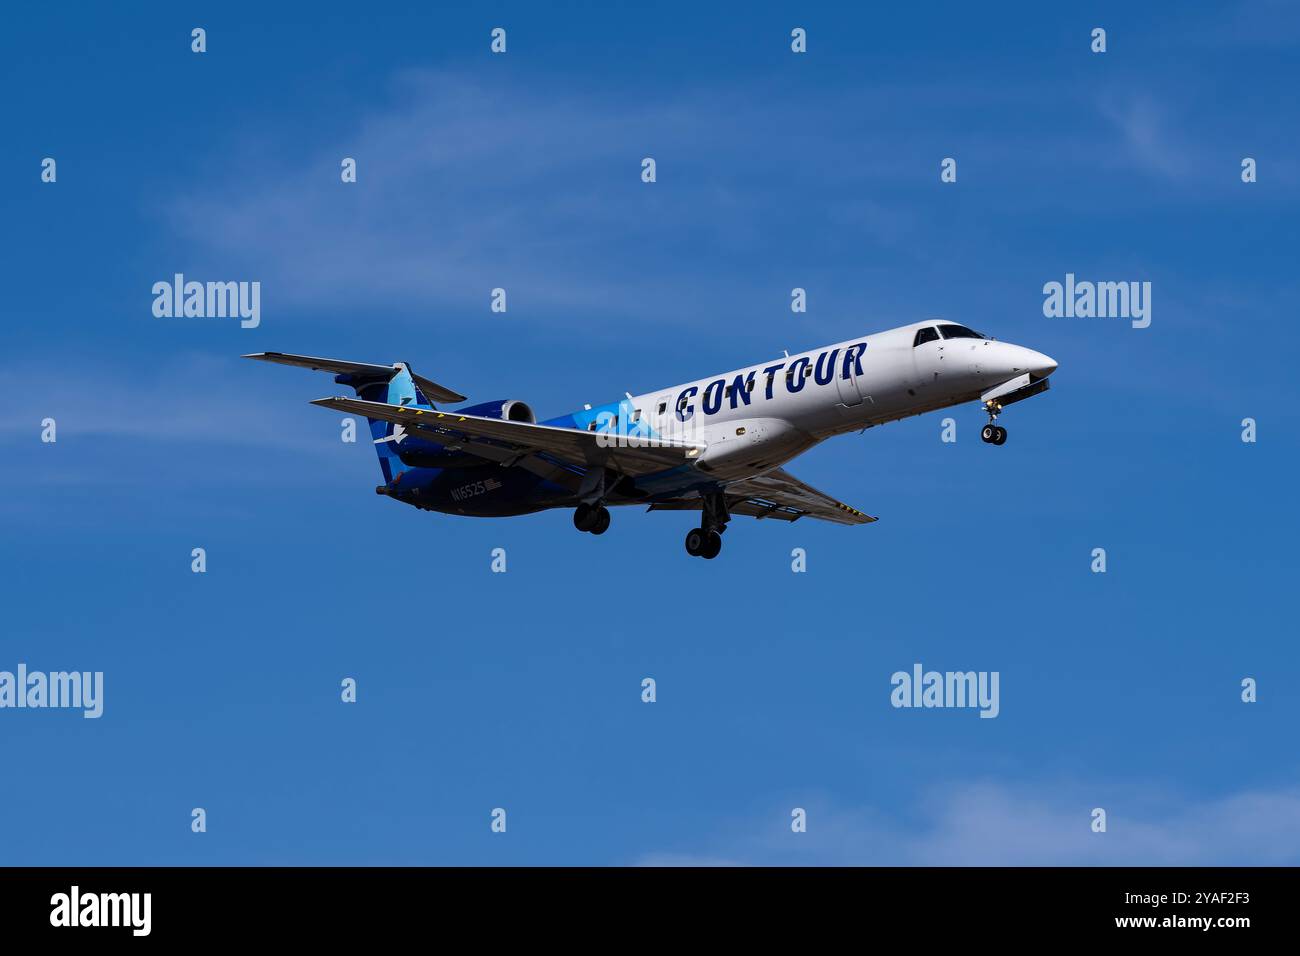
408;371;467;405
243;352;466;403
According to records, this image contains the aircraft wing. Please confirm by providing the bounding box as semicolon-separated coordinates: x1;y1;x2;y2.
311;396;704;477
648;467;876;525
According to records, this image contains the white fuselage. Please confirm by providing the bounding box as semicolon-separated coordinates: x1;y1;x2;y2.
597;320;1057;488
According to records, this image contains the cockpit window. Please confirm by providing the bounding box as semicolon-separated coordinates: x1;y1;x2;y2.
913;327;940;347
938;324;986;340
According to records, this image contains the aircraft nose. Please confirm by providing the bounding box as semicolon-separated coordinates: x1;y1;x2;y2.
1029;351;1058;377
1016;347;1057;378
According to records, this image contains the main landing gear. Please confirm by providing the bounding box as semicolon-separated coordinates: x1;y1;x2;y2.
684;491;729;559
573;502;610;535
980;401;1008;445
684;526;722;559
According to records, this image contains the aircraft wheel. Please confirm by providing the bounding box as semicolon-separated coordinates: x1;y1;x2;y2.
700;530;722;559
590;507;611;535
573;503;597;532
685;528;706;556
993;426;1007;445
981;424;997;443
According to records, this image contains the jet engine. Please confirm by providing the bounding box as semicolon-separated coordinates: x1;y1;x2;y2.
456;399;537;424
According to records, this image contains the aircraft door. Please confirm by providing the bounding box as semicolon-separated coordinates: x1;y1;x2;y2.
653;393;675;440
836;361;863;407
911;326;943;394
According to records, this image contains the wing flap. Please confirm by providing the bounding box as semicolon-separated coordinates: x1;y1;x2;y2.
729;468;876;525
647;499;804;522
648;467;875;526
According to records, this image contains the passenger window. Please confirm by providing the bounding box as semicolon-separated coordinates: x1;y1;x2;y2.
913;327;940;347
657;402;667;415
587;421;597;432
632;409;641;423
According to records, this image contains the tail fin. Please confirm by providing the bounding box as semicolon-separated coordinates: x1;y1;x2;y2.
350;364;429;485
243;352;466;484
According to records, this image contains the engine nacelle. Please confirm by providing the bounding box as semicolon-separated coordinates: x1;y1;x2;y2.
457;399;537;424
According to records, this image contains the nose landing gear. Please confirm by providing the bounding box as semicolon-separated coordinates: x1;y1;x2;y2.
980;401;1008;445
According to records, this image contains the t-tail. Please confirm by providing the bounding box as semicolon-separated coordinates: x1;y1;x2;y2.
242;352;466;484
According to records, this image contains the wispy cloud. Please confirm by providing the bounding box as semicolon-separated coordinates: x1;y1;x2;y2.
0;353;331;455
1096;95;1195;181
162;70;792;324
159;69;1237;329
1174;0;1300;50
633;780;1300;866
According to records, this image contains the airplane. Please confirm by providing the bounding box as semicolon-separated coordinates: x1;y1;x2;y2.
245;319;1057;559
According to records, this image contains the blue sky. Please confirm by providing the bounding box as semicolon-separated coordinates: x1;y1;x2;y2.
2;1;1298;864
